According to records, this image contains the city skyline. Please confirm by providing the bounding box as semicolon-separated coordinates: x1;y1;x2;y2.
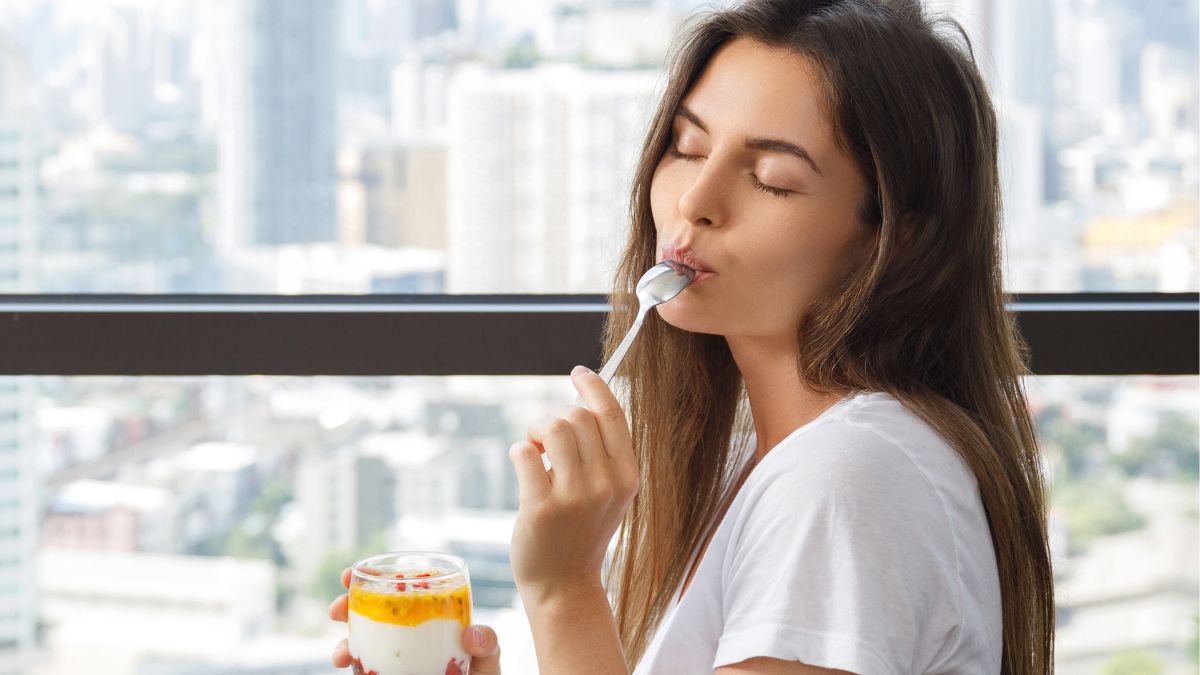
0;0;1191;295
0;1;1195;674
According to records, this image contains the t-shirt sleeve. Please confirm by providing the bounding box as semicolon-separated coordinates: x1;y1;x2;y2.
716;423;962;674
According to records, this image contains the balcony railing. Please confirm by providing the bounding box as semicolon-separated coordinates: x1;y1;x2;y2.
0;292;1193;376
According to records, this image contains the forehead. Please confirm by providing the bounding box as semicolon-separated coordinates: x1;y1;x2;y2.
680;37;837;152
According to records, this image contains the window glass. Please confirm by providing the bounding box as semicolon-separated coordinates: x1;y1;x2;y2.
0;0;1193;294
0;375;1193;673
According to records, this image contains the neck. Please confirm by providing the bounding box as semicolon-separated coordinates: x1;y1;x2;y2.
725;334;847;461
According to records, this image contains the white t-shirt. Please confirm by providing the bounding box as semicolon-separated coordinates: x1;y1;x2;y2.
630;391;1002;675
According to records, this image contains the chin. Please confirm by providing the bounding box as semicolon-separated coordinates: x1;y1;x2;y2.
656;300;725;337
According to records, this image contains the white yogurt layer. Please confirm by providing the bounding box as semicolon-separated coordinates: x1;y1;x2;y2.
349;610;468;675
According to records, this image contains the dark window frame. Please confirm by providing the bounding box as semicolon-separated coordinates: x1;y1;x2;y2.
0;292;1193;376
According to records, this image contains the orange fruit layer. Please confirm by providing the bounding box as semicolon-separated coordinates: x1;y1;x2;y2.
349;583;471;627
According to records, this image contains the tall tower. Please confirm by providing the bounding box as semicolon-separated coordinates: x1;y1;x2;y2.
217;0;337;251
446;64;657;293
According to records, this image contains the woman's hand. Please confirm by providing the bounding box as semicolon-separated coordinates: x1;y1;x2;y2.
507;366;640;605
327;566;503;674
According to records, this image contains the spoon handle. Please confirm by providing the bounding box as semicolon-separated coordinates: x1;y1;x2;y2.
575;306;649;406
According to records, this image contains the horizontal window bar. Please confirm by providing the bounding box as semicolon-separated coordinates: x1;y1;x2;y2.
0;302;610;314
0;293;1191;376
0;291;1192;306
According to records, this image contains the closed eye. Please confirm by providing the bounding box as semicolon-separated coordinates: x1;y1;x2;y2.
669;144;792;198
668;145;703;162
748;174;791;198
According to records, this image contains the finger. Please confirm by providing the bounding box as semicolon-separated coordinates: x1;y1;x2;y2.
332;637;351;668
509;440;551;503
571;366;634;464
328;593;348;622
560;404;607;466
344;565;383;589
527;414;581;485
462;624;502;675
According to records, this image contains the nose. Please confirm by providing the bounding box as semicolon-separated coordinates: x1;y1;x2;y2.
676;158;728;229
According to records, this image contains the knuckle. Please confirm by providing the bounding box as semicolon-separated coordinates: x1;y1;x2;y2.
564;405;592;425
589;479;615;503
507;442;531;462
618;470;640;498
547;418;573;436
621;476;639;499
596;404;624;424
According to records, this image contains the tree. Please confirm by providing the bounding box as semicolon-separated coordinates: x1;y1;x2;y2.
1051;480;1145;553
1042;413;1104;481
1115;411;1199;481
1099;648;1166;675
310;530;390;603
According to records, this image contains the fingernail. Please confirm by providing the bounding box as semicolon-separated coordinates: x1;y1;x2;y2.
572;365;591;377
471;625;487;648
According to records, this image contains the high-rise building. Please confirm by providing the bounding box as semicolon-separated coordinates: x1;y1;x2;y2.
991;0;1055;113
391;53;451;140
217;0;337;251
37;549;276;670
1071;4;1123;120
339;142;449;250
0;38;38;675
446;63;657;293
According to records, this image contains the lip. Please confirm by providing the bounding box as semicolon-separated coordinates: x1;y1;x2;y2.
685;269;716;286
661;244;716;284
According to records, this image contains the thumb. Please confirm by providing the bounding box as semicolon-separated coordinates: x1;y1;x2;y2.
463;624;501;675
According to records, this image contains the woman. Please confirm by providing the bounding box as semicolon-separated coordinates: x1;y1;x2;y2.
329;0;1055;672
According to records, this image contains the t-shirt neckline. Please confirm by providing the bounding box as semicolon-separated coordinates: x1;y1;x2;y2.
668;389;872;611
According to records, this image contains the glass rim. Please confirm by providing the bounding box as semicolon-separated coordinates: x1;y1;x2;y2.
351;550;468;585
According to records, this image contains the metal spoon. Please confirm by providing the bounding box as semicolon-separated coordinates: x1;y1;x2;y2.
575;261;694;405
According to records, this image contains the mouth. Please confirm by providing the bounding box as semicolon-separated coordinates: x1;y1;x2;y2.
664;261;715;285
661;244;716;286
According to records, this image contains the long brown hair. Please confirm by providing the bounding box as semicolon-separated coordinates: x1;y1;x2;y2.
599;1;1055;673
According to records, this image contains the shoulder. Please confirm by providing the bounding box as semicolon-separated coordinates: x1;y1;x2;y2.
752;402;930;489
716;393;983;673
736;393;964;544
754;392;967;494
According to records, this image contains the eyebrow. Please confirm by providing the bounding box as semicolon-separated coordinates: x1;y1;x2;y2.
675;105;825;178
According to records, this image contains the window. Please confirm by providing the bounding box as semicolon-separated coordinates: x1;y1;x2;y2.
0;2;1195;675
0;1;1192;294
15;374;1200;674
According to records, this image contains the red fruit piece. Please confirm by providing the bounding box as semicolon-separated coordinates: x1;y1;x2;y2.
350;656;378;675
445;657;466;675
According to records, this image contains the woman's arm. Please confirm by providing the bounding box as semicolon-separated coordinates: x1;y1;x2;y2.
508;366;641;675
525;582;630;675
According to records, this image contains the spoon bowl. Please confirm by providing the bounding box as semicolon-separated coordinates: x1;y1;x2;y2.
634;261;695;308
578;262;695;401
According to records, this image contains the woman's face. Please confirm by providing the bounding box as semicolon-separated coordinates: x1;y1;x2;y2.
651;38;875;340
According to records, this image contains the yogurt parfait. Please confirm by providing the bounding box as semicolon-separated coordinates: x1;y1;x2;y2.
348;552;473;675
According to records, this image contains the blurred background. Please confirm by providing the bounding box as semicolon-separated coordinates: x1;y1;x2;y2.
0;0;1195;673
